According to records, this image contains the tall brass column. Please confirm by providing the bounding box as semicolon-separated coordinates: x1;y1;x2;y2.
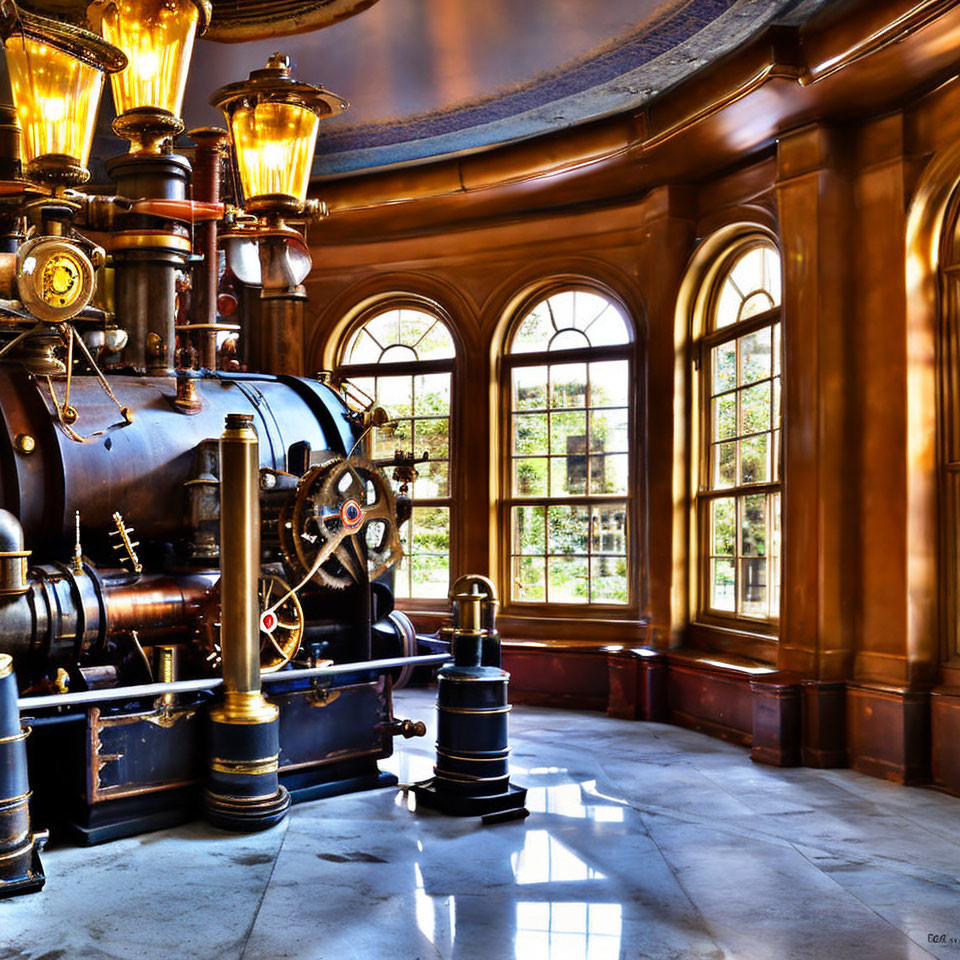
204;413;290;830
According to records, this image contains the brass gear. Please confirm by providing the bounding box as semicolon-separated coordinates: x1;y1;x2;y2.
284;456;402;590
196;572;304;673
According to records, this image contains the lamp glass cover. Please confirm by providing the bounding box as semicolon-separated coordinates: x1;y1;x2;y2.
5;36;104;168
99;0;199;116
230;101;319;205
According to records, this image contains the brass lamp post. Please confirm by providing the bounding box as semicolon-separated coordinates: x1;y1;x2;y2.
211;52;346;220
211;54;345;375
88;0;212;154
0;8;126;187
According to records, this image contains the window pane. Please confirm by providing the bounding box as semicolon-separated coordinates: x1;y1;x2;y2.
730;246;764;299
513;366;547;410
713;441;736;488
513;505;546;555
413;417;449;461
393;554;410;600
548;505;590;555
373;418;410;461
739;327;772;385
513;556;545;601
550;364;587;409
550;410;587;456
513;458;548;497
716;281;740;329
712;342;737;393
410;555;449;599
512;306;553;353
741;494;767;557
408;506;450;597
711;498;735;556
413;460;449;499
377;375;413;417
740;291;775;321
413;373;450;416
551;455;586;496
548;557;589;603
740;557;768;618
711;558;736;611
590;408;628;453
740;433;769;484
591;504;627;555
712;394;736;442
590;556;628;604
514;413;548;456
589;453;628;495
589;361;628;407
740;382;771;434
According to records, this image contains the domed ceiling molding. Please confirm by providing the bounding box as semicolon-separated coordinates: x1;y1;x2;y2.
205;0;380;43
310;0;826;177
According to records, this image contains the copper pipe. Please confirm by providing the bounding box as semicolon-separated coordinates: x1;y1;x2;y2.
188;128;228;370
104;574;216;641
129;199;224;222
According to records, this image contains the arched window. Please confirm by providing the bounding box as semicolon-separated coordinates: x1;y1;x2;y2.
338;301;456;601
502;287;634;607
695;241;782;627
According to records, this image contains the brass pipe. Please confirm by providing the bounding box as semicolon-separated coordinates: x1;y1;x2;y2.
215;412;275;723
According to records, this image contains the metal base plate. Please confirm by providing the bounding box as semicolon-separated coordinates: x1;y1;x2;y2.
412;778;528;819
0;846;45;899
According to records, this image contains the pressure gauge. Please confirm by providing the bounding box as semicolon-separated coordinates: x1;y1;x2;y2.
17;237;97;323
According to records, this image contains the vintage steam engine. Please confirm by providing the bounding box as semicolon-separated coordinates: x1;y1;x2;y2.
0;0;439;892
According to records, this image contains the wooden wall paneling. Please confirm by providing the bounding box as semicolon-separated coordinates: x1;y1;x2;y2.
632;187;697;644
775;123;857;684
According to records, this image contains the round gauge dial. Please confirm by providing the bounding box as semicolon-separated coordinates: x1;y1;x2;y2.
39;252;84;309
16;237;97;324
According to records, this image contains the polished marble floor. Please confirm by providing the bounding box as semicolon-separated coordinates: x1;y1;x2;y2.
2;687;960;959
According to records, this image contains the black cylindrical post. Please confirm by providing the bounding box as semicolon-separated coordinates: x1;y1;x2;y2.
414;579;527;820
0;654;46;897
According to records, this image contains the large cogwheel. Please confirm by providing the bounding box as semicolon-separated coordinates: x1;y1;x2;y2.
284;457;403;590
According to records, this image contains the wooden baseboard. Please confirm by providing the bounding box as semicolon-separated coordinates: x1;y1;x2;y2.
750;678;802;766
930;686;960;796
846;682;930;784
801;680;847;767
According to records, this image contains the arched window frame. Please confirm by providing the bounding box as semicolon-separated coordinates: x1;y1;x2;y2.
335;295;460;609
691;236;783;639
498;280;640;616
938;189;960;663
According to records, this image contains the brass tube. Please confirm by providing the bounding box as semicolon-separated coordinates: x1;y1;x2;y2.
218;413;266;702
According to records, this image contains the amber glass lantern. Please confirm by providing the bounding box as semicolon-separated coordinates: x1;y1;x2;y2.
0;10;126;185
211;54;347;218
88;0;211;154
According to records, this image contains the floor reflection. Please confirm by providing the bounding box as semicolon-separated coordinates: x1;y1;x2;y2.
516;902;622;960
407;762;628;959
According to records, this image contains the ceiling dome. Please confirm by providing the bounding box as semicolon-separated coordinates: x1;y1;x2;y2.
205;0;379;43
